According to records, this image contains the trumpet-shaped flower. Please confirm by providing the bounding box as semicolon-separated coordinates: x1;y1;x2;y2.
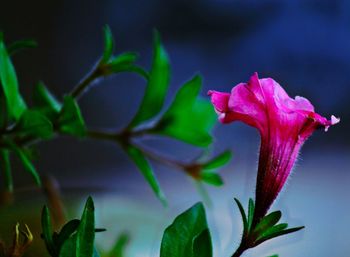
208;73;339;222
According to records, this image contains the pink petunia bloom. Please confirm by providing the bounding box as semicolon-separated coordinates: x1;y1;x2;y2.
208;72;339;223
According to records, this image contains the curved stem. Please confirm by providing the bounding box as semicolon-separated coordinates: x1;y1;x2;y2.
69;65;102;99
231;242;247;257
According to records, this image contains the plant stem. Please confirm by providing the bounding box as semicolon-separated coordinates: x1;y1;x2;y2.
70;65;101;99
231;243;247;257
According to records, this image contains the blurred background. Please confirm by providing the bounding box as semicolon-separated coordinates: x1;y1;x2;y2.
0;0;349;256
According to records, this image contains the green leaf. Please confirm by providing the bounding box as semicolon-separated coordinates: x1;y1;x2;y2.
129;30;170;127
56;219;80;250
58;96;86;137
11;144;41;186
0;150;12;192
253;211;282;237
8;39;37;56
33;82;61;113
160;202;212;257
108;232;130;257
124;144;166;205
101;25;114;63
256;226;304;245
155;75;216;147
0;32;27;120
16;110;54;139
200;172;223;186
41;206;58;257
247;198;255;232
257;223;288;241
267;255;279;257
202;151;232;170
76;196;95;257
59;234;77;257
234;198;248;236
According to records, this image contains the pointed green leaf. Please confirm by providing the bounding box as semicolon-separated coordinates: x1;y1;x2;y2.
0;150;12;192
8;39;37;56
101;25;114;63
257;223;288;241
202;151;232;170
0;32;27;120
155;75;216;147
234;198;248;235
107;52;148;79
200;172;223;186
41;206;58;257
247;198;255;232
58;96;86;137
256;226;304;245
16;110;54;139
11;144;41;186
108;233;130;257
124;144;166;205
129;30;170;127
76;197;95;257
59;234;77;257
253;211;282;237
160;202;212;257
56;219;80;250
33;82;61;113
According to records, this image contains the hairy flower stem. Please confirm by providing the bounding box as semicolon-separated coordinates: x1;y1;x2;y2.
231;242;248;257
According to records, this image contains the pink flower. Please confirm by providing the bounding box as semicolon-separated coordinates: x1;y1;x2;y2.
208;73;339;222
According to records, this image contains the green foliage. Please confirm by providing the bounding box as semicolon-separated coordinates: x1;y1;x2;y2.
8;38;37;56
0;32;27;120
16;110;54;139
107;233;130;257
58;96;86;137
202;151;232;170
234;198;304;248
101;25;114;64
0;149;12;192
129;30;170;127
124;144;166;205
33;82;61;114
41;197;102;257
154;75;216;147
160;202;212;257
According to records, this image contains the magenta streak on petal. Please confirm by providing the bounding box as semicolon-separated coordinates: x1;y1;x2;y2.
208;73;339;223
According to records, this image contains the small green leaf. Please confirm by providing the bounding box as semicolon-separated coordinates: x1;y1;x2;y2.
124;144;166;205
129;30;170;127
0;150;12;192
0;32;27;120
160;202;212;257
267;255;279;257
253;211;282;237
41;206;58;257
16;110;54;139
247;198;255;232
257;223;288;241
202;151;232;170
58;96;86;137
76;197;95;257
101;25;114;63
234;198;248;236
108;232;130;257
56;219;80;250
200;172;223;186
11;144;41;186
155;75;216;147
8;39;37;56
33;82;61;113
256;226;304;245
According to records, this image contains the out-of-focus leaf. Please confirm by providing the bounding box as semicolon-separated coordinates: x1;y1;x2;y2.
76;197;95;257
124;144;166;205
200;172;223;186
8;39;37;56
41;206;58;257
155;75;216;147
33;82;61;113
129;30;170;127
16;110;54;139
234;198;248;236
267;255;279;257
253;211;282;237
0;32;26;120
108;232;130;257
160;202;212;257
0;150;12;192
247;198;255;232
55;219;80;250
202;151;232;170
11;144;41;186
58;96;86;137
59;234;76;257
101;25;114;63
